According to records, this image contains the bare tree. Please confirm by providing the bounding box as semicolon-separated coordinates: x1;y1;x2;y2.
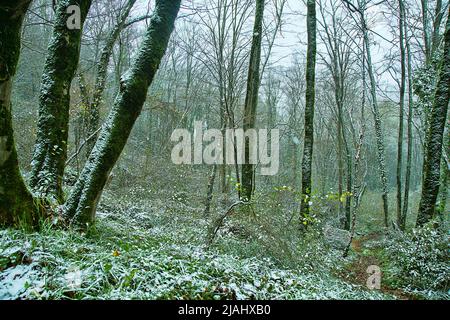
64;0;182;226
241;0;265;201
343;0;390;227
299;0;317;223
84;0;138;157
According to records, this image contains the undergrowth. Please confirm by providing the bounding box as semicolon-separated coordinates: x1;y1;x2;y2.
0;186;391;300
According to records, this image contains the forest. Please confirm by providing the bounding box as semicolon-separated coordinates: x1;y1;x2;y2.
0;0;449;301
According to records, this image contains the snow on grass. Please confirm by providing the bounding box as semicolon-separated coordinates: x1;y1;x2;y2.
0;200;392;300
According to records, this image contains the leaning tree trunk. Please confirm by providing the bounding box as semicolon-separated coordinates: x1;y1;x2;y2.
417;8;450;226
85;0;137;157
30;0;92;203
299;0;317;222
241;0;264;201
64;0;181;226
0;0;40;227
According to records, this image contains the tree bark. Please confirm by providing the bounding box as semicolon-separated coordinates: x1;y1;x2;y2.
431;0;444;55
30;0;92;203
299;0;317;222
437;120;449;219
204;164;217;217
85;0;137;157
396;0;406;228
402;13;414;231
241;0;264;201
422;0;431;63
64;0;181;226
344;126;352;231
360;4;390;227
0;0;39;227
417;8;450;226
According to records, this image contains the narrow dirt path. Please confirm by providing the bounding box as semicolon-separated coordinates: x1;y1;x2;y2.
338;233;416;300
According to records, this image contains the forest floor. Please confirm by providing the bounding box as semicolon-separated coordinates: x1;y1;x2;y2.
0;191;395;300
0;165;446;300
337;234;418;300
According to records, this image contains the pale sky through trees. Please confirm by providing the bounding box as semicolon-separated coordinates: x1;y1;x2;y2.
129;0;399;96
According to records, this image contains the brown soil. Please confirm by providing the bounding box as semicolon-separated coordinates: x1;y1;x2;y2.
339;233;417;300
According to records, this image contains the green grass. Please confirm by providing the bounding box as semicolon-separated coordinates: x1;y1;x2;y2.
0;187;394;300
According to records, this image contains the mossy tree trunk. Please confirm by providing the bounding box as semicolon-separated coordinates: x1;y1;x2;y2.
0;0;40;227
299;0;317;222
417;8;450;226
30;0;92;203
241;0;264;201
64;0;181;226
85;0;137;157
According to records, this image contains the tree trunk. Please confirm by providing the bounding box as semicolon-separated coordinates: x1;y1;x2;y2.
417;8;450;226
64;0;181;226
241;0;264;201
431;0;444;55
85;0;137;157
422;0;431;63
299;0;317;222
397;0;406;227
402;14;414;231
30;0;92;203
437;120;449;220
344;127;352;231
361;7;390;227
204;164;217;217
0;0;40;227
337;83;345;224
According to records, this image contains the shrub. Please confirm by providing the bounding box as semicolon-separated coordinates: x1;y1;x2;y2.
384;226;449;295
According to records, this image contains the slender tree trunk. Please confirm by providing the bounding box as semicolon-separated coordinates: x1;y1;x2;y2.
241;0;264;201
299;0;317;222
337;85;345;223
75;72;91;164
220;110;227;199
0;0;40;227
361;7;390;227
417;9;450;226
64;0;181;226
204;164;217;217
437;120;449;219
422;0;431;63
30;0;92;203
402;15;414;231
344;127;352;231
344;47;367;255
432;0;444;55
85;0;137;157
397;0;406;227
